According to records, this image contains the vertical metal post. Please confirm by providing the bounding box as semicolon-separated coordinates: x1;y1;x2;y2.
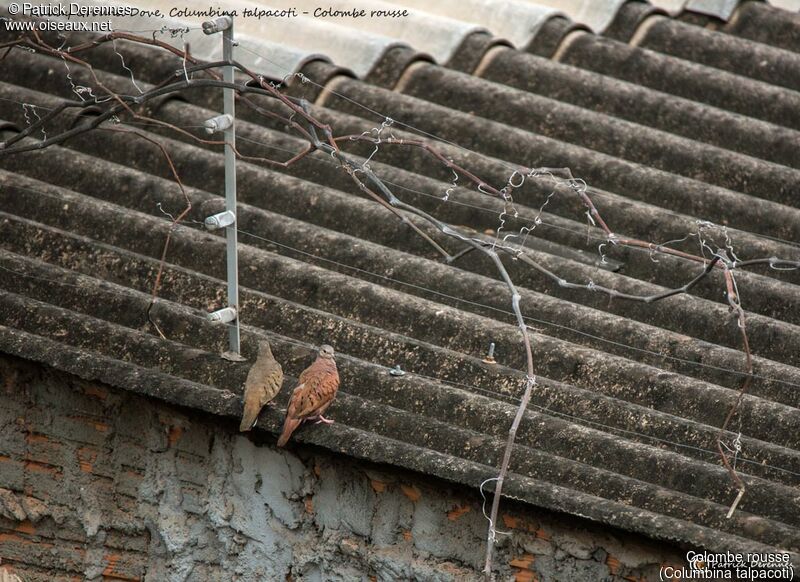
222;22;241;358
202;16;243;360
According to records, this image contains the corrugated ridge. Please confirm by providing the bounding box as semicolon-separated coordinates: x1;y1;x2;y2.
630;14;800;91
396;62;800;206
551;31;800;130
722;1;800;53
475;46;800;169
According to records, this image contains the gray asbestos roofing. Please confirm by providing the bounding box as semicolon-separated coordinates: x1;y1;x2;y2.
1;0;800;560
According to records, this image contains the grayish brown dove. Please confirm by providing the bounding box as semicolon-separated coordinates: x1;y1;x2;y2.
277;344;340;447
239;340;284;432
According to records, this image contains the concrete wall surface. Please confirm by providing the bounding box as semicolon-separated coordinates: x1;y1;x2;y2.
0;354;685;581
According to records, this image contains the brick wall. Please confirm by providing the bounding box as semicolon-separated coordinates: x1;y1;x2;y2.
0;354;685;581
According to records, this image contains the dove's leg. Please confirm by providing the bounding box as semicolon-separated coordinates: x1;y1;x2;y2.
311;415;335;425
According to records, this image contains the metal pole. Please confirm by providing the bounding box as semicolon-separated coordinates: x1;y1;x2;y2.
222;21;241;358
202;16;243;360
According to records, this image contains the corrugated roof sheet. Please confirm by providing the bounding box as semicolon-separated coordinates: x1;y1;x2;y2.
1;0;800;565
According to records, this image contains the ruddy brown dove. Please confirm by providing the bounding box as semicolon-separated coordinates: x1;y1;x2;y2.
239;340;284;432
277;344;340;447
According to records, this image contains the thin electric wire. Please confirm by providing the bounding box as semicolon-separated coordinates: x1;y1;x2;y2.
3;30;799;255
233;131;800;255
1;257;799;480
234;226;800;391
13;108;785;268
3;180;800;391
3;181;799;476
399;366;800;478
3;84;799;269
0;96;55;110
226;37;800;251
228;39;525;174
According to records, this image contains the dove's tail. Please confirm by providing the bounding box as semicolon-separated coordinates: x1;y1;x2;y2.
239;400;260;432
277;416;301;447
